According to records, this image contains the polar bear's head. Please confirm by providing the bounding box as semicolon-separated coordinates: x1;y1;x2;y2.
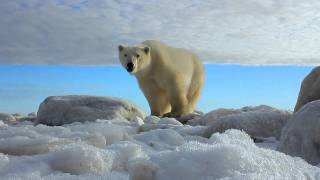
118;45;151;75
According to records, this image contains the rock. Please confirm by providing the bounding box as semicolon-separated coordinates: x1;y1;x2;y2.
139;124;180;132
190;105;284;126
28;112;37;117
203;105;291;139
35;95;146;126
294;66;320;112
14;116;36;123
177;111;204;124
12;113;21;117
11;113;37;123
188;108;241;126
278;100;320;165
0;113;15;123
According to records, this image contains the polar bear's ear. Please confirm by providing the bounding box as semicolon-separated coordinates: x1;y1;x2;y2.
143;47;150;54
118;45;124;52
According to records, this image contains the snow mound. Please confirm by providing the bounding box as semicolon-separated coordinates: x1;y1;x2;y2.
278;100;320;165
138;130;320;180
134;129;185;151
49;144;113;175
0;120;132;156
107;142;148;171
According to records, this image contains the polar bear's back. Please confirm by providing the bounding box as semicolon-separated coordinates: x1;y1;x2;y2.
141;40;204;98
141;40;201;75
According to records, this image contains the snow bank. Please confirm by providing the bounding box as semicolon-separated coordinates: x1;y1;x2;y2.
278;100;320;165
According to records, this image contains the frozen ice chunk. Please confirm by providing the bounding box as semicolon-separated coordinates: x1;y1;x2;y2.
140;130;320;180
144;116;160;124
158;117;183;126
67;122;130;145
49;144;114;175
128;158;158;180
107;142;148;171
134;129;184;150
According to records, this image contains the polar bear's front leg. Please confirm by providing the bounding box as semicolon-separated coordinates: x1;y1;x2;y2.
163;77;189;118
138;78;171;117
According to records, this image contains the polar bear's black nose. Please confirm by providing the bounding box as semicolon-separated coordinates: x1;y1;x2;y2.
126;62;134;72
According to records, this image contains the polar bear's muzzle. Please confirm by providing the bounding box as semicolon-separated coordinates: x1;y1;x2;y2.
126;62;134;72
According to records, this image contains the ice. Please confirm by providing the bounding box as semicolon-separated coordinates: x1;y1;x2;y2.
66;121;132;145
0;153;9;169
133;129;185;151
158;117;183;126
0;115;319;179
49;144;114;175
175;125;207;137
145;130;320;180
107;142;148;171
0;120;7;127
143;116;160;124
128;158;158;180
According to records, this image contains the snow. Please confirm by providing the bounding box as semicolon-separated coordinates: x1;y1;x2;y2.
0;116;319;179
49;144;114;175
134;129;185;151
158;117;183;126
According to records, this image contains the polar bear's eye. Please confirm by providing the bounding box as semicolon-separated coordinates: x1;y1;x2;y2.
124;54;127;57
136;54;140;58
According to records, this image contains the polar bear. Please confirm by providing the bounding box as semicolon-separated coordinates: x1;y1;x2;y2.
118;40;205;118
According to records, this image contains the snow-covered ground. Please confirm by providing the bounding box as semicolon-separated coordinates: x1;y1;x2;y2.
0;116;319;180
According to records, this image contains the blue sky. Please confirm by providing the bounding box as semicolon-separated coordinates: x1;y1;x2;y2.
0;64;313;114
